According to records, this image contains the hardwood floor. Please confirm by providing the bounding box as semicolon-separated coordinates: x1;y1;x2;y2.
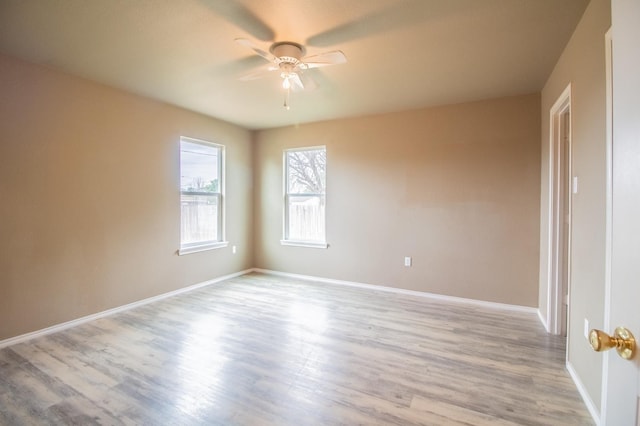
0;273;593;425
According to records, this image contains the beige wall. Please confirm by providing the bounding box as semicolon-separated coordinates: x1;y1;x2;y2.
254;94;541;307
0;53;541;341
538;0;611;412
0;54;254;341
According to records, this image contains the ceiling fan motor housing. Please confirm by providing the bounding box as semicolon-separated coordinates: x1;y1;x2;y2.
270;42;306;63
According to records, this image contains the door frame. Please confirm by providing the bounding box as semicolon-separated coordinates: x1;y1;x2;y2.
546;83;572;336
600;27;614;425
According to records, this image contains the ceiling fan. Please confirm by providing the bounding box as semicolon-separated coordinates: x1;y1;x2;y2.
235;38;347;109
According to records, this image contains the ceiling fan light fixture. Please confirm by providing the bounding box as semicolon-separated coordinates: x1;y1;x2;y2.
235;38;347;110
282;75;291;89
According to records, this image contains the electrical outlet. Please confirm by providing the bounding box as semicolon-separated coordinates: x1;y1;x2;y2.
404;256;412;267
232;246;237;254
584;318;590;339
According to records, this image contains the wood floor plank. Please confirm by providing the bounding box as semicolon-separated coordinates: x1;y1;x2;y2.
0;273;593;425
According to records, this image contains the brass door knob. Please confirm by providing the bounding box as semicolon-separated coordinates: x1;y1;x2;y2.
589;327;636;360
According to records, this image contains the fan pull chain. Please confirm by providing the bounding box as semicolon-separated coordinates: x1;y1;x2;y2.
284;87;291;110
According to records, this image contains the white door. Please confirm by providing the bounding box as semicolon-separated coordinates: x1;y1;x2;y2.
602;1;640;425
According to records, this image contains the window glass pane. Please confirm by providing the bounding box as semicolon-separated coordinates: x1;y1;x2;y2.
180;194;219;244
286;148;326;194
180;141;219;193
287;195;325;241
179;137;224;249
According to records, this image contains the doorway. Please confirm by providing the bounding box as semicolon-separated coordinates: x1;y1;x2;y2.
548;84;572;336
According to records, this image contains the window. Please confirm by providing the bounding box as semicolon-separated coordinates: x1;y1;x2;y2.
282;146;327;248
179;137;226;254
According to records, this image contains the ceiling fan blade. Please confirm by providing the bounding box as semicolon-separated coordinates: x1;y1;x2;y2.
238;63;279;81
215;55;270;77
235;38;277;63
298;72;318;91
202;0;274;41
303;51;347;69
306;0;439;47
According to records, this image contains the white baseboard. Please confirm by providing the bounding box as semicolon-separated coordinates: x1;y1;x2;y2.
0;269;253;349
252;268;538;314
567;361;601;425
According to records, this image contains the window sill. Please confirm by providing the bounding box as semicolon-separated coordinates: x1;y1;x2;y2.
178;241;229;255
280;240;329;249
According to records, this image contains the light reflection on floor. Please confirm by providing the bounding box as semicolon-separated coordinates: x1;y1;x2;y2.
288;302;329;334
176;314;227;417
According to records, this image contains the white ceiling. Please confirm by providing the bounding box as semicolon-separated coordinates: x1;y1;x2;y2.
0;0;589;130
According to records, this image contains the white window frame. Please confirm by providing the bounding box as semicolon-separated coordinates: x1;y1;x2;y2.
178;136;227;255
281;146;328;249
